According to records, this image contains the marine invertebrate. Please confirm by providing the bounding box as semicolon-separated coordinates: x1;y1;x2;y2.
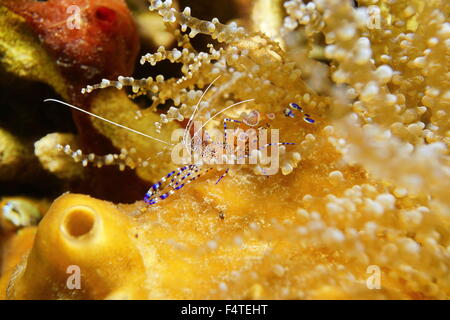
128;0;177;48
34;133;84;180
0;227;36;298
0;0;149;201
0;197;45;232
1;0;450;300
2;0;140;94
141;99;317;205
74;0;325;183
0;5;67;98
0;197;48;297
0;128;29;181
6;194;147;299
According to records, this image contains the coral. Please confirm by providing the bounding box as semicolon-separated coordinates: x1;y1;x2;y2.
0;196;48;299
1;0;450;300
0;5;67;98
34;133;84;180
2;0;140;96
88;89;179;180
251;0;285;42
1;1;151;201
0;197;44;232
0;128;29;181
128;0;177;48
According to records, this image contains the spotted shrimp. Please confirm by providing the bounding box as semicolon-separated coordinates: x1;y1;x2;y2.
45;90;315;206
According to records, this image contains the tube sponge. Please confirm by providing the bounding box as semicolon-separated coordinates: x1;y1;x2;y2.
6;194;146;299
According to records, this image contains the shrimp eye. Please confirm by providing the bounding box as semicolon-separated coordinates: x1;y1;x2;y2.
289;102;303;112
284;108;295;118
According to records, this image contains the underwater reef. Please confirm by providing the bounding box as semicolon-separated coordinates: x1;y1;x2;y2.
0;0;449;299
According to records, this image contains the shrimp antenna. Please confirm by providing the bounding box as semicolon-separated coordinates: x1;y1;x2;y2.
191;98;255;143
44;99;173;145
183;75;221;149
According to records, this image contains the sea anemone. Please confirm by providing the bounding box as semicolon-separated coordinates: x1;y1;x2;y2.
0;0;449;300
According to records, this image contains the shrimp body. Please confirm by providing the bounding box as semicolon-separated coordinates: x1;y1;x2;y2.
143;103;314;205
